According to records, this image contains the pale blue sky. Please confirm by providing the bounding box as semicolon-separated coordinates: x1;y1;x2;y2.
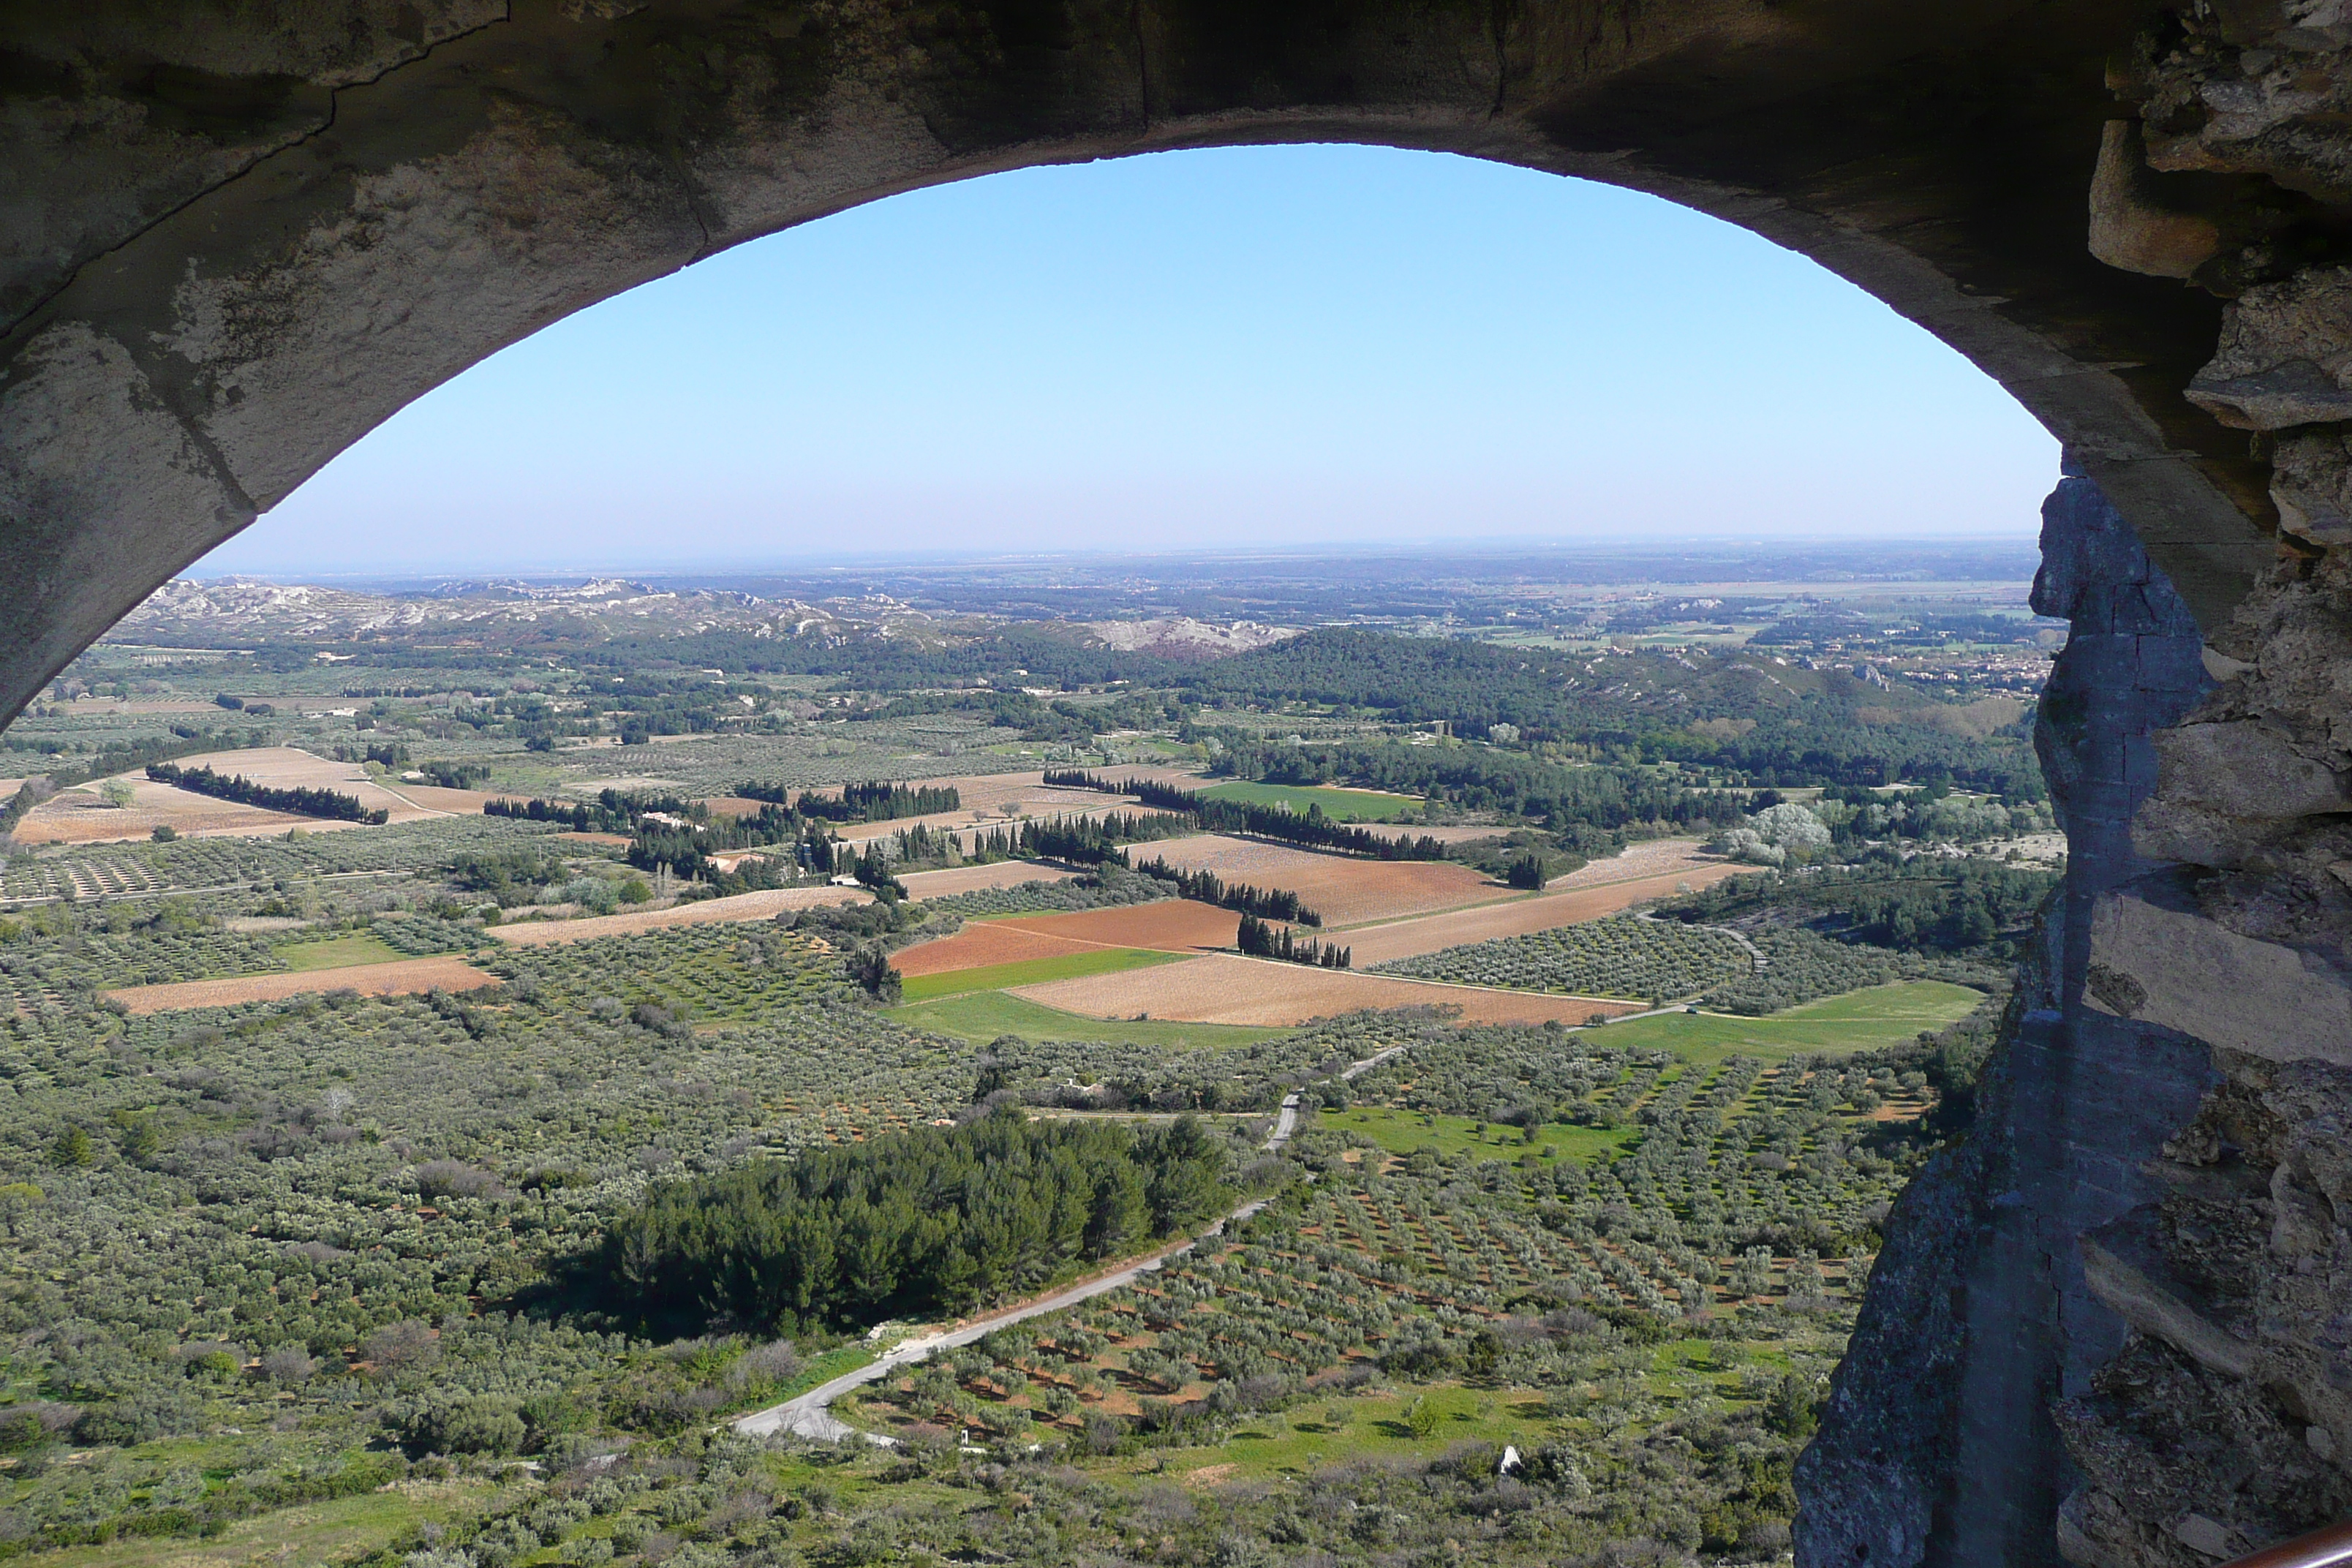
204;144;2060;576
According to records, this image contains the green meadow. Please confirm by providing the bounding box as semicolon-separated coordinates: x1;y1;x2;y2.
1194;779;1417;821
887;987;1286;1050
895;946;1182;1002
1586;979;1986;1065
1318;1104;1637;1165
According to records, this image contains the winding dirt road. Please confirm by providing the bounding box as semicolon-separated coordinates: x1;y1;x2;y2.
733;1047;1397;1444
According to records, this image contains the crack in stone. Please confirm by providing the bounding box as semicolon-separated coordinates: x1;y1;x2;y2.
1;6;518;358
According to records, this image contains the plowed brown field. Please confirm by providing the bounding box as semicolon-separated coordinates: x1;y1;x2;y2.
16;747;436;846
893;924;1093;976
991;901;1240;949
890;900;1238;976
1011;953;1645;1028
105;956;497;1014
1127;835;1508;926
1343;859;1746;967
899;861;1080;900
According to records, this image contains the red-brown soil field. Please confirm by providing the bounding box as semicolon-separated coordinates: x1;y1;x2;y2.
1127;835;1510;926
1342;851;1746;967
890;900;1238;976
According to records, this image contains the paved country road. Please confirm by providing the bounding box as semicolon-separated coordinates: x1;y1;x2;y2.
736;1043;1404;1444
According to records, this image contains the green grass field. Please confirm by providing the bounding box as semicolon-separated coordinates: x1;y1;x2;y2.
271;933;409;971
1195;779;1416;821
1588;979;1986;1065
37;1476;492;1568
1120;1383;1569;1480
1318;1105;1635;1166
897;946;1183;1002
888;988;1286;1049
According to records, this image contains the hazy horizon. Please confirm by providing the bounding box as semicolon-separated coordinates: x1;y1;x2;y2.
167;535;2046;597
201;144;2059;578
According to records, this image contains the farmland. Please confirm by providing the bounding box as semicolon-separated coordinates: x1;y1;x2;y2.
898;947;1183;1002
1124;834;1510;924
1011;951;1651;1027
1192;779;1417;820
0;568;2066;1568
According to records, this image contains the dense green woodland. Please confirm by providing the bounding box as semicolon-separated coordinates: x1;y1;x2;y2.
1188;630;2043;794
602;1110;1232;1333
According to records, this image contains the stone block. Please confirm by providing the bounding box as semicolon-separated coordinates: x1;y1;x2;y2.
2085;884;2352;1063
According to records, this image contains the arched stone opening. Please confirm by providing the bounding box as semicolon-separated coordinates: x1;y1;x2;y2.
5;4;2350;1564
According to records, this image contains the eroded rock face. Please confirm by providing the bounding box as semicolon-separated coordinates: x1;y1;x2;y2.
2051;299;2352;1557
1799;475;2219;1568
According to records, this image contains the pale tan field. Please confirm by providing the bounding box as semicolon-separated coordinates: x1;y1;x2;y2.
45;697;225;717
1550;837;1727;888
1343;864;1747;966
1011;953;1645;1028
12;776;320;845
833;802;1186;847
698;796;777;817
486;884;868;946
801;770;1207;846
899;860;1081;899
1126;834;1510;926
1356;823;1515;847
395;783;502;814
174;747;433;820
16;747;445;845
105;956;497;1014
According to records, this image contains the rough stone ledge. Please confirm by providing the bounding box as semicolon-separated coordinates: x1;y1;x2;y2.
2085;878;2352;1063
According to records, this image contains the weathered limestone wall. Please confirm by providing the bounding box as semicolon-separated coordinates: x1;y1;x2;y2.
1794;4;2352;1558
1798;476;2221;1567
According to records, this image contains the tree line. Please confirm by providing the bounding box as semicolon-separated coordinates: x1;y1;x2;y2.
1236;913;1349;968
146;762;387;824
738;779;961;821
1043;769;1447;860
597;1106;1231;1333
1129;856;1321;925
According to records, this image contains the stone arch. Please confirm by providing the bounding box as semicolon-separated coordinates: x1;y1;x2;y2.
7;6;2352;1567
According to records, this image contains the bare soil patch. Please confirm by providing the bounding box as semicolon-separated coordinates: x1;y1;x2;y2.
1011;953;1644;1028
991;900;1240;951
18;747;437;843
106;956;497;1014
893;923;1097;976
393;783;501;814
12;777;319;845
696;795;775;817
488;885;867;946
890;900;1237;976
1131;835;1509;926
900;860;1081;899
1343;858;1745;968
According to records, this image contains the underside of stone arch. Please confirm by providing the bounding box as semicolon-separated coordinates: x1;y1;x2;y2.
6;4;2352;1565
